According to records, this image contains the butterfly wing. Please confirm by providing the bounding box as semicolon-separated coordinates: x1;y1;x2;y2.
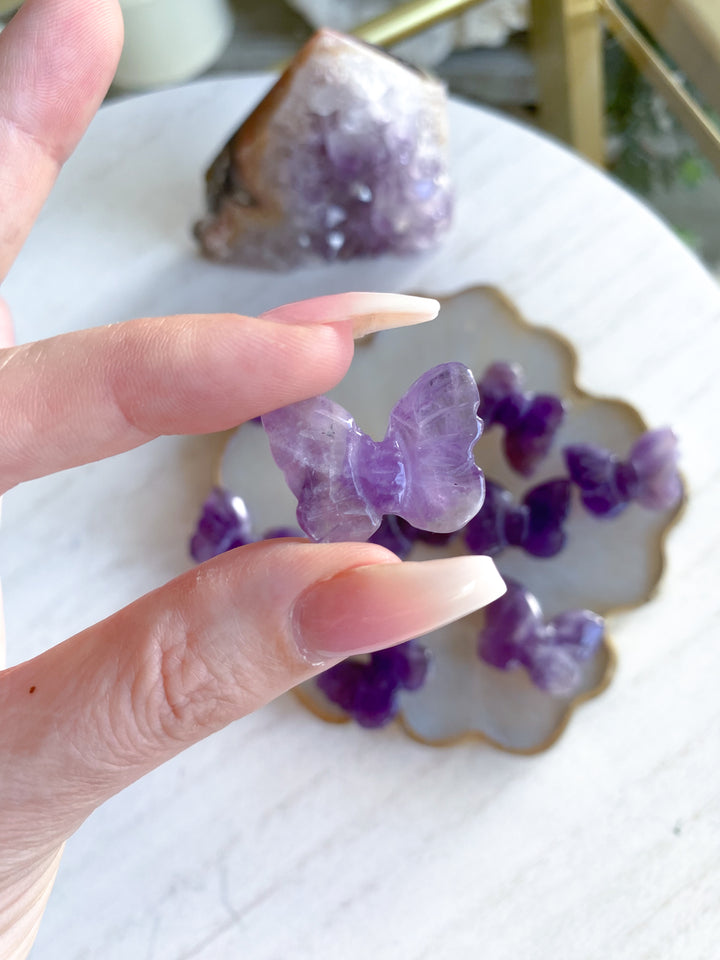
529;609;605;696
522;479;571;557
262;397;382;542
190;487;252;562
628;427;682;510
387;362;484;533
564;442;627;516
504;394;565;475
550;609;605;660
477;580;543;671
464;480;512;556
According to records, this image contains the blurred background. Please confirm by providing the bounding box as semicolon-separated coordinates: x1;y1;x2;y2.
2;0;719;276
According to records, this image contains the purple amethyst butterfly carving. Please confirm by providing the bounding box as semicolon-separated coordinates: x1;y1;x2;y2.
478;580;605;698
564;427;682;518
190;487;253;562
317;640;430;728
369;514;457;558
464;478;571;558
477;362;565;475
262;362;485;543
190;487;302;562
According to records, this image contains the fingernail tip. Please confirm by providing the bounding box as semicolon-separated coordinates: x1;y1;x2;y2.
296;553;505;662
351;296;440;339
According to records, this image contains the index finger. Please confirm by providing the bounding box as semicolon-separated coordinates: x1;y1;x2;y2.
0;0;123;280
0;293;439;493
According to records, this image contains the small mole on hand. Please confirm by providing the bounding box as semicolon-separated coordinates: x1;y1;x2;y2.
28;686;36;694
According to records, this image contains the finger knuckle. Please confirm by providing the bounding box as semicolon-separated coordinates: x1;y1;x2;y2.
129;608;242;750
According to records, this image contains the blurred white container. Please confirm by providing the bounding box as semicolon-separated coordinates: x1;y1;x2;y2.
0;0;22;17
116;0;234;90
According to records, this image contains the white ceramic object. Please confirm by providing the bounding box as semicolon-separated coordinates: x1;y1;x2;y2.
115;0;234;90
0;0;21;18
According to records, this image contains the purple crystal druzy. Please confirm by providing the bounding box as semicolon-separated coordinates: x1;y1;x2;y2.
477;362;565;475
195;30;452;269
262;362;485;543
465;478;571;558
190;487;252;562
316;640;430;728
478;580;604;697
565;427;681;517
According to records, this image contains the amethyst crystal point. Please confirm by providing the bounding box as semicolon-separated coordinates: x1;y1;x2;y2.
190;487;252;562
194;30;452;270
316;640;430;728
478;580;604;698
477;362;565;475
465;478;570;558
262;362;485;543
564;427;681;517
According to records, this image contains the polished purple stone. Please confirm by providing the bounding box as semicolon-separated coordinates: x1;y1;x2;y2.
505;395;565;476
464;478;570;558
476;362;523;422
262;362;485;543
261;525;304;540
316;640;430;728
477;362;565;475
369;515;415;559
190;487;252;562
369;515;457;556
195;31;452;269
478;580;604;697
563;443;625;516
372;642;430;692
629;427;682;510
396;516;457;547
565;427;681;517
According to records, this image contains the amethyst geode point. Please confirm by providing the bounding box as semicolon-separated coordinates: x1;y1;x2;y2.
194;30;452;269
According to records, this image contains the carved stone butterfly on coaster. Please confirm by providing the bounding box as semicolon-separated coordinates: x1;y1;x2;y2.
205;286;683;753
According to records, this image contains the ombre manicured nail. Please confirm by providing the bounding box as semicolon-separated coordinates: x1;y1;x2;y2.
261;292;440;339
293;556;505;662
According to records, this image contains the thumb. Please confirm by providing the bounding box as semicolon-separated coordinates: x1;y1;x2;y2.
0;540;503;857
0;299;14;350
0;298;14;668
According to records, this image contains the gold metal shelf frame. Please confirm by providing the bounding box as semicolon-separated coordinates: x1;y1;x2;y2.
349;0;720;175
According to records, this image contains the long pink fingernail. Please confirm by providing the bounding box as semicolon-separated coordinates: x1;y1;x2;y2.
261;292;440;339
293;556;505;661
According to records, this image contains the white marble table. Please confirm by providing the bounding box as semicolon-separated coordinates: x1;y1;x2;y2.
2;74;719;959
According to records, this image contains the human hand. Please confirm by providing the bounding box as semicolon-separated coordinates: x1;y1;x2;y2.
0;2;503;956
